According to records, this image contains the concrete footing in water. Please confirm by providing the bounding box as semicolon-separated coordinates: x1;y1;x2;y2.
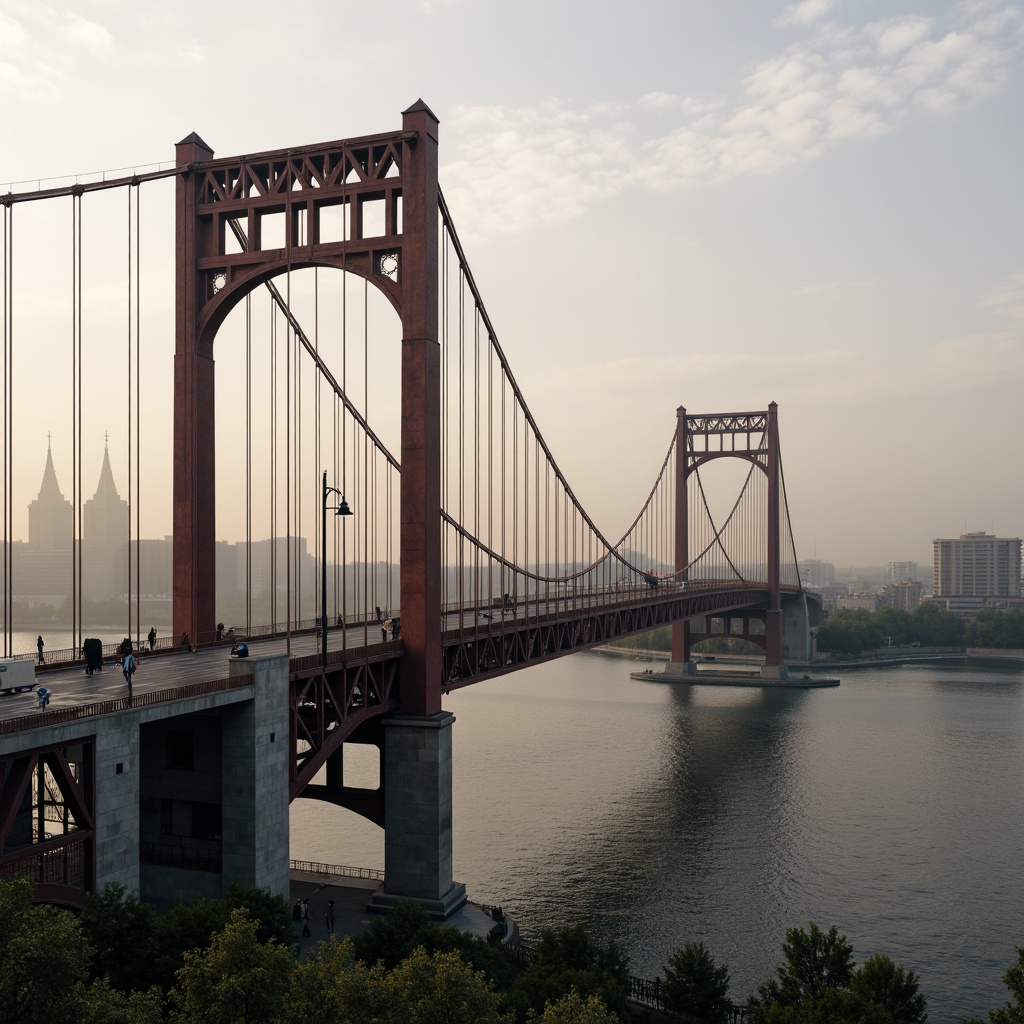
632;660;839;688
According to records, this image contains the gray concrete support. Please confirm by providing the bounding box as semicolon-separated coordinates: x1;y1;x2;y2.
371;711;466;919
664;660;699;677
93;714;142;894
222;655;290;899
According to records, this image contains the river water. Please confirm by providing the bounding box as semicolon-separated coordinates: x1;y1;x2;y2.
291;652;1024;1021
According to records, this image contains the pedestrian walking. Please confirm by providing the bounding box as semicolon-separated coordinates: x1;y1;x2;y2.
300;898;311;937
382;618;390;642
375;605;382;623
148;626;156;651
36;635;44;665
325;899;335;934
122;651;137;696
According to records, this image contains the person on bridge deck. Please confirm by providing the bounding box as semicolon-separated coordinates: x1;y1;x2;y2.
382;618;390;642
180;631;191;652
375;605;382;623
122;651;137;695
36;635;44;665
300;899;311;937
148;626;156;651
325;899;335;934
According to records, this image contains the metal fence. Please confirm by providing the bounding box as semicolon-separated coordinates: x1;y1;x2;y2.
288;858;385;881
0;673;247;735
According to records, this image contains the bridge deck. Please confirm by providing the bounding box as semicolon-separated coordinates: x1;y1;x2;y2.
0;582;791;730
0;626;380;727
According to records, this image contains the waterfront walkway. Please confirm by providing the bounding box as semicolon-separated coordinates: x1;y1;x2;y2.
287;861;510;957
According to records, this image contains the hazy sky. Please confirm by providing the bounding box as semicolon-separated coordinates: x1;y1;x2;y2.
2;0;1022;569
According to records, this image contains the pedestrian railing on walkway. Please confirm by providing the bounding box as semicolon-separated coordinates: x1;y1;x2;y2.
289;859;385;881
0;674;247;735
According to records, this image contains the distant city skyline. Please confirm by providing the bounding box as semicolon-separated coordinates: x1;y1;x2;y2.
2;0;1021;565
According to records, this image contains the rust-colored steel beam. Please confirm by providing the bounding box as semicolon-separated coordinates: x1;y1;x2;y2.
397;101;441;717
672;406;690;663
439;585;795;690
765;401;783;666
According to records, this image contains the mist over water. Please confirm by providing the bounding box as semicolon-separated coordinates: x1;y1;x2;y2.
292;653;1024;1022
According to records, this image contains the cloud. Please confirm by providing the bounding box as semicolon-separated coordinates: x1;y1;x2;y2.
0;5;117;102
64;13;113;49
443;0;1024;236
776;0;836;29
981;271;1024;321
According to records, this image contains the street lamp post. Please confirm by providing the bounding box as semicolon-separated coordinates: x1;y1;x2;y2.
322;470;353;669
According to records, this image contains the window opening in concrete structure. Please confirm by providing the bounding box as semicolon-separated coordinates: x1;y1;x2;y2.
191;801;222;841
167;731;195;770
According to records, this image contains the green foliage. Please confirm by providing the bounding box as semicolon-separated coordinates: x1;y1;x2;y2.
750;985;895;1024
751;923;854;1013
387;945;510;1024
910;603;964;647
82;978;165;1024
964;609;1024;650
663;940;731;1023
80;883;160;993
751;927;932;1024
508;926;629;1022
153;885;294;992
351;900;516;992
612;627;672;651
352;899;433;969
988;946;1024;1024
817;605;964;655
285;935;359;1024
692;638;765;656
525;988;620;1023
851;955;927;1024
0;877;90;1024
170;907;296;1024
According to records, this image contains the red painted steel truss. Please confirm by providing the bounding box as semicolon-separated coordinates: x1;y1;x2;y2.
192;133;407;328
440;586;784;690
288;648;401;800
0;739;94;909
685;410;770;465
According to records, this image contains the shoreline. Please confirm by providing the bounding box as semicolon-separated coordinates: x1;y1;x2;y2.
597;646;1024;668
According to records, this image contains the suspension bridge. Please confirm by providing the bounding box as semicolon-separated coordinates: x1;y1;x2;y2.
0;101;813;915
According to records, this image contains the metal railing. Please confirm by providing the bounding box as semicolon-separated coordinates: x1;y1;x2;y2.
28;611;397;672
0;834;87;889
0;673;248;735
140;841;222;874
289;858;385;881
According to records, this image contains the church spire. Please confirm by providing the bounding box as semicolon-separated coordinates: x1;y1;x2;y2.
92;435;121;502
37;437;65;501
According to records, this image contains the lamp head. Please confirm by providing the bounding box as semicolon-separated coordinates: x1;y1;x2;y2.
336;498;353;517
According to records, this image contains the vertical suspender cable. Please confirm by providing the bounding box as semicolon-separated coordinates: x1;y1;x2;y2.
246;293;252;633
2;203;9;656
126;186;133;643
366;276;370;643
270;302;276;632
285;186;292;652
134;185;141;649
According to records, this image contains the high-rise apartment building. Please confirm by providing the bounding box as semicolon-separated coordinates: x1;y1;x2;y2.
932;533;1022;598
887;561;918;582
